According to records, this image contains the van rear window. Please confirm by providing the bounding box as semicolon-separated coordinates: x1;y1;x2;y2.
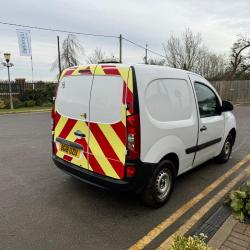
90;75;123;124
56;75;93;121
56;75;124;124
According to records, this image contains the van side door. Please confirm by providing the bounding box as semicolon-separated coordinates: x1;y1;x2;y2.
188;74;225;166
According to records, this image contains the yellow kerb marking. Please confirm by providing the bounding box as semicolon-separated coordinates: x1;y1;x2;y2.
98;124;125;163
157;162;250;249
129;153;250;250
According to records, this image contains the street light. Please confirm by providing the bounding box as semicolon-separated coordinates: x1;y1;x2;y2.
3;53;14;109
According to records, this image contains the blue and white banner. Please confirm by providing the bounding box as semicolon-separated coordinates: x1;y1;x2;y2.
16;29;32;56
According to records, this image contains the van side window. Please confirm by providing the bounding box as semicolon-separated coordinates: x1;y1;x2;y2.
194;82;220;118
145;79;193;122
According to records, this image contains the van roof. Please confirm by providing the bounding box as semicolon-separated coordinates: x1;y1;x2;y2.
62;63;203;82
65;63;195;74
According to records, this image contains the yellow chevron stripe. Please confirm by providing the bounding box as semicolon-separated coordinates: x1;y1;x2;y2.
121;106;126;126
94;65;105;75
89;65;96;74
88;129;120;179
54;115;68;139
98;124;126;164
118;67;128;82
127;69;133;93
63;120;89;169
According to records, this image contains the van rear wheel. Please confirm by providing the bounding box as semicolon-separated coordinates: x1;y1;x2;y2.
141;160;175;208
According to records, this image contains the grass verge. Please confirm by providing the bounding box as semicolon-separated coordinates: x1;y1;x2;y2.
0;106;51;114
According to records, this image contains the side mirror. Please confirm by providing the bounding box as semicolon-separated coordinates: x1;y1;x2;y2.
221;100;233;112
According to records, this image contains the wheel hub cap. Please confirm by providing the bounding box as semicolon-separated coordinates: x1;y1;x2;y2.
155;169;171;200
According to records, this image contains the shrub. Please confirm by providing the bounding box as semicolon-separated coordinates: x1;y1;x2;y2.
170;234;212;250
4;98;25;109
24;100;36;107
0;98;6;109
20;82;56;106
229;178;250;222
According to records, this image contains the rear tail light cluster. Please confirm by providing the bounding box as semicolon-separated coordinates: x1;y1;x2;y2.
126;114;140;160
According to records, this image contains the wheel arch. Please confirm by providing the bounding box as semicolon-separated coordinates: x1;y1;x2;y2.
229;128;236;145
160;153;179;177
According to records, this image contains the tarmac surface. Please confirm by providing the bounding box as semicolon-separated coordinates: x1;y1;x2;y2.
0;106;250;250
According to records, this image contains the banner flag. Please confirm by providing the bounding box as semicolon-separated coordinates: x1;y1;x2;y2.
16;29;32;56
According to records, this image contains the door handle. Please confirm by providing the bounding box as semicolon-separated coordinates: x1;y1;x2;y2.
200;126;207;132
74;130;86;138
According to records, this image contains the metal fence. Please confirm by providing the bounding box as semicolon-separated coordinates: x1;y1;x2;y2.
0;80;56;100
0;79;250;104
211;80;250;104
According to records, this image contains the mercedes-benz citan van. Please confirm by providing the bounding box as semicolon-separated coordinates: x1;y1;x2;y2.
52;63;236;207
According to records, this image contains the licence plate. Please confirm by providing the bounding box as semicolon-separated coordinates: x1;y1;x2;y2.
59;143;80;158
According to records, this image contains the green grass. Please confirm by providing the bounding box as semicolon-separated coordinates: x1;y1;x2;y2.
0;106;52;114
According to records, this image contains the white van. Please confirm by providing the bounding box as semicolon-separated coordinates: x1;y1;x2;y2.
51;64;236;207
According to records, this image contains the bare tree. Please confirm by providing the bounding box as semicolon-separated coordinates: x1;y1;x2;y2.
227;36;250;79
148;58;165;65
51;34;84;73
195;49;226;80
86;48;105;64
163;28;203;70
163;28;227;79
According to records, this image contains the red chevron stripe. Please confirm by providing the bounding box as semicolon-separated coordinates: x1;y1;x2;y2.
74;138;105;175
102;67;120;75
64;69;74;77
63;155;73;162
122;81;126;104
111;122;126;144
58;119;77;139
89;123;124;179
54;111;61;129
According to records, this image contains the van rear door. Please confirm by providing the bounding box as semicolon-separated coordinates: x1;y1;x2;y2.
87;65;130;180
54;66;95;170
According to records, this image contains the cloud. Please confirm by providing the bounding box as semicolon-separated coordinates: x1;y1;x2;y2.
0;0;249;80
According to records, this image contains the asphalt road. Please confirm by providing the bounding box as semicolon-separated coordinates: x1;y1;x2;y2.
0;106;250;250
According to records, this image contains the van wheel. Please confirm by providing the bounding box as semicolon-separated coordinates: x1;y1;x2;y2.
216;134;233;163
141;160;175;208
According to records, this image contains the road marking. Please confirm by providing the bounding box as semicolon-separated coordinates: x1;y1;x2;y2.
129;154;250;250
157;162;250;249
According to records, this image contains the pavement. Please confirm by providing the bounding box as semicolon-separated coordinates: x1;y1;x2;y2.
209;215;250;250
0;106;250;250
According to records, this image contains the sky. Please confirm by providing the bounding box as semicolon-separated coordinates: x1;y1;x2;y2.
0;0;249;81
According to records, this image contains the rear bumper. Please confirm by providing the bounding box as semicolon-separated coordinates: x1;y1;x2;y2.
53;155;155;192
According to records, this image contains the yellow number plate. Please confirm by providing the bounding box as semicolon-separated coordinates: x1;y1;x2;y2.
59;143;80;158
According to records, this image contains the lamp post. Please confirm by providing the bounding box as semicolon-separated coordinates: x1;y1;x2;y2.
3;53;14;109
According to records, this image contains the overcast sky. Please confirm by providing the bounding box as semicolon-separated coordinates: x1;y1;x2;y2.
0;0;249;80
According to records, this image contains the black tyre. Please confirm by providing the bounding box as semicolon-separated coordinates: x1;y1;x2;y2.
216;134;233;163
141;160;175;208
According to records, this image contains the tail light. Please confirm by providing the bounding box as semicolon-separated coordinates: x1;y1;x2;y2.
126;114;140;160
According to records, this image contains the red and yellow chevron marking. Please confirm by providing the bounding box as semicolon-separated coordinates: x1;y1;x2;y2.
54;64;134;180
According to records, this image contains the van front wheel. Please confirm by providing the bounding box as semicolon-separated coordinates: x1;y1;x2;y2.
141;160;175;208
216;134;233;163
